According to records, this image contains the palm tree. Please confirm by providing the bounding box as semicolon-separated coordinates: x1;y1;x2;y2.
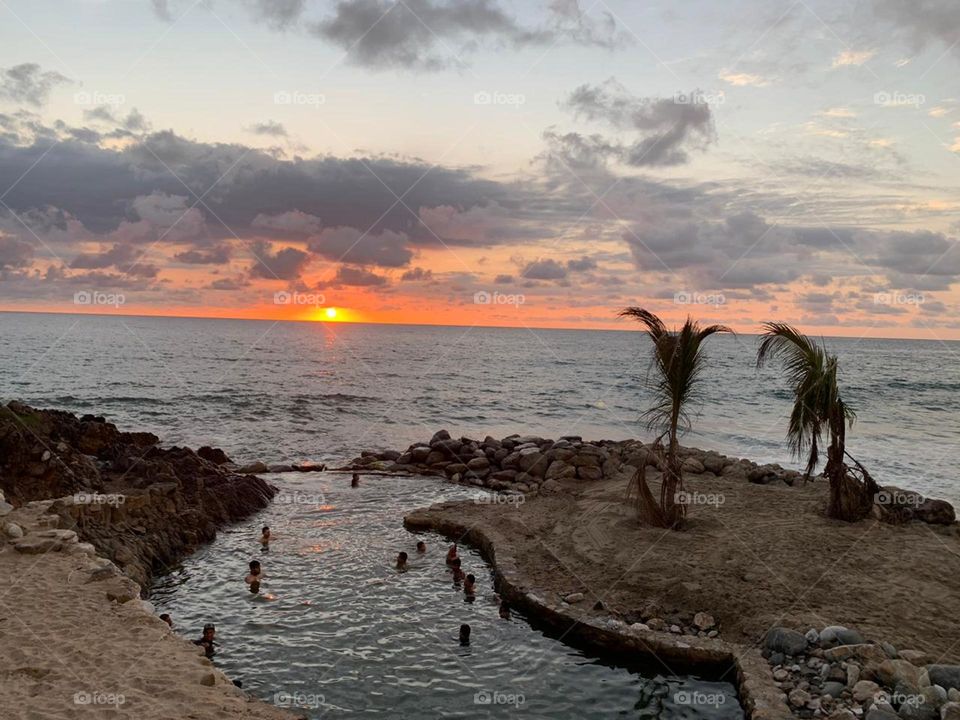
756;322;878;521
619;308;732;529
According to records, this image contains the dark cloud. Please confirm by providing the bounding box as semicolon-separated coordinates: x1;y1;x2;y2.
246;120;288;137
174;244;232;264
401;266;433;281
247;0;306;29
0;64;70;107
69;242;158;278
0;235;34;270
248;240;311;280
566;256;597;272
522;258;567;280
494;273;514;283
308;227;412;267
561;79;715;166
328;265;389;287
874;0;960;59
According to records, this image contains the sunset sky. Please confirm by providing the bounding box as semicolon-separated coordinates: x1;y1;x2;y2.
1;0;959;338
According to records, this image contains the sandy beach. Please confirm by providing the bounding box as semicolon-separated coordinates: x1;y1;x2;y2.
0;500;296;720
406;468;960;662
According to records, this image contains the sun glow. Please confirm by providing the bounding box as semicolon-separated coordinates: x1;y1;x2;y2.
325;307;338;319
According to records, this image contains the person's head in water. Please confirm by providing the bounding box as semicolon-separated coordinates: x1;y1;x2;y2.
459;624;471;645
195;623;216;658
260;526;270;543
396;551;408;569
416;541;426;553
159;613;173;628
249;560;261;576
351;473;360;487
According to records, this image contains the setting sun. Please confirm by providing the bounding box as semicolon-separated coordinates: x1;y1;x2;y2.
325;307;338;320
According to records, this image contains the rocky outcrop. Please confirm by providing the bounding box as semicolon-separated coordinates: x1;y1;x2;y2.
347;430;955;527
0;401;276;588
763;625;960;720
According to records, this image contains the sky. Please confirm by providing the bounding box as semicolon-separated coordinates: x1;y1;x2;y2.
0;0;959;338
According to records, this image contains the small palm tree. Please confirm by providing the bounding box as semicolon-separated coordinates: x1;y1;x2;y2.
756;322;878;521
619;308;732;529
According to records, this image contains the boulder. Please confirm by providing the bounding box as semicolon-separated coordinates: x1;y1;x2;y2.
764;627;809;656
490;470;517;482
900;651;934;666
821;626;866;648
545;461;575;480
409;446;432;463
941;703;960;720
196;446;230;465
866;707;900;720
928;667;960;692
577;466;603;481
501;452;521;469
869;659;921;689
466;457;490;471
790;689;812;708
748;465;780;484
429;429;451;446
853;681;881;703
236;461;268;474
682;457;705;474
702;453;725;474
822;681;847;699
825;644;888;665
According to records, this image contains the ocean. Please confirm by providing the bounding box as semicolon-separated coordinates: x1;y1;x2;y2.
1;311;956;505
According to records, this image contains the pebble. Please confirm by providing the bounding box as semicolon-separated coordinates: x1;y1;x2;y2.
563;592;584;604
4;522;24;539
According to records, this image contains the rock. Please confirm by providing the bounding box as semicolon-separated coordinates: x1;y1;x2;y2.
948;690;960;703
518;450;546;475
928;668;960;692
806;628;821;644
748;464;781;484
236;461;268;474
490;469;518;482
409;446;432;463
870;660;921;689
200;672;217;687
898;690;939;720
0;501;13;517
900;651;934;666
883;642;900;659
541;479;560;493
866;707;900;720
693;612;715;630
820;626;866;648
830;711;857;720
682;457;705;474
941;702;960;720
577;466;603;481
853;681;881;703
563;592;585;604
765;627;809;656
4;522;23;539
545;461;576;480
849;664;863;687
429;429;451;446
825;645;888;666
773;668;791;682
791;689;813;708
571;453;601;468
197;446;230;465
466;457;490;471
823;681;847;698
501;452;521;469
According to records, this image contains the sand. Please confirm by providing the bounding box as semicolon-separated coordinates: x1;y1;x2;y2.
0;502;297;720
425;471;960;663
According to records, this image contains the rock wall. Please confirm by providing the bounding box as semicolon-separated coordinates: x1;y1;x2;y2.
0;401;276;588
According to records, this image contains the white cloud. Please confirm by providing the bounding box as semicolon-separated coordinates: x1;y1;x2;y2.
718;69;769;87
831;49;876;67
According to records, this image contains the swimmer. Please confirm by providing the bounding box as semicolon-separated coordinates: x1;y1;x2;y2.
351;473;360;487
416;541;427;554
396;551;408;570
245;560;263;585
445;545;458;564
499;600;511;619
248;580;261;594
194;623;216;658
463;573;476;596
450;557;465;582
260;526;271;547
459;623;471;646
159;613;173;628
